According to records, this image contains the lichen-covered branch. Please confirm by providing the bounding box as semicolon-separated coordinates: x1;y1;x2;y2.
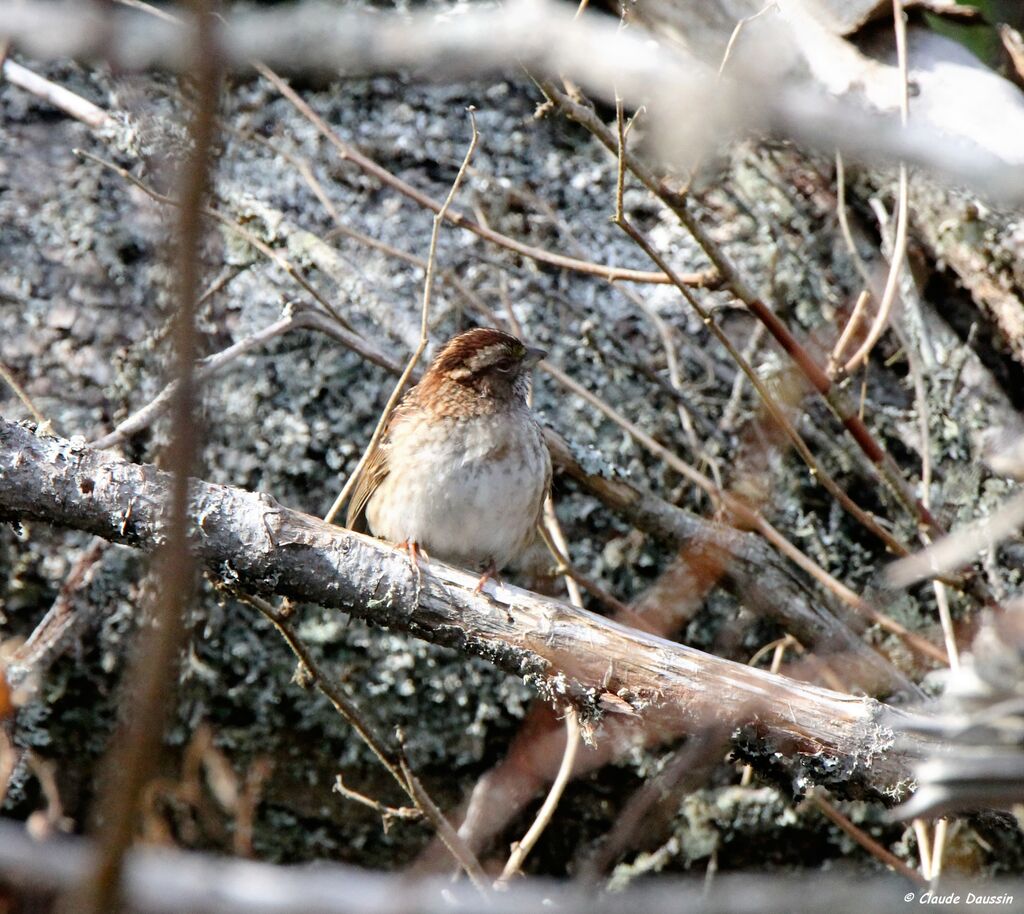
0;418;928;795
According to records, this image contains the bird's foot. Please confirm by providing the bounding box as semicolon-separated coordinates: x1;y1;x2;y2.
473;561;501;596
397;540;428;590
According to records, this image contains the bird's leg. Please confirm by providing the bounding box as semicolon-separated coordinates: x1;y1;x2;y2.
397;539;428;590
473;560;501;595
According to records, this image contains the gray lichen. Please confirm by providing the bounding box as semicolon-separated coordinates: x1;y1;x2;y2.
2;32;1022;880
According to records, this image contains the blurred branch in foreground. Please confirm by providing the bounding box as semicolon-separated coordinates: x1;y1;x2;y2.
6;817;1020;914
2;0;1023;201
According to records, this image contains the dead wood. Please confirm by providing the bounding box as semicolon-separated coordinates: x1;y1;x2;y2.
0;417;930;798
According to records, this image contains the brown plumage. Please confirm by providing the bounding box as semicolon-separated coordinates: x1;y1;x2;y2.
346;328;551;574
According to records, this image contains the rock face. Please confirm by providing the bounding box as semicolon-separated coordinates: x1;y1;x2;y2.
1;7;1022;879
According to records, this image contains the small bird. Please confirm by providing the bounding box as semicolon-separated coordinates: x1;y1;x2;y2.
346;327;551;589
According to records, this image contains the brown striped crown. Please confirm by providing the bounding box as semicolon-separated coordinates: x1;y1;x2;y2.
414;328;545;416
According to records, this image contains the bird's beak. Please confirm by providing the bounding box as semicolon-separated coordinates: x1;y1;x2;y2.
523;346;547;368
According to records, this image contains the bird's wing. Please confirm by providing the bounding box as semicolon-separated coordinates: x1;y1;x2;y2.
533;430;553;527
344;417;396;532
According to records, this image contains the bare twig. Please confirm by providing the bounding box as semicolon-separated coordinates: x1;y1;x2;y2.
810;790;925;886
914;818;933;880
232;589;488;892
613;159;911;560
332;774;421;829
544;361;945;665
542;498;584;607
1;57;110;127
111;0;684;289
602;108;942;662
0;360;53;432
889;492;1024;587
74;148;353;332
515;179;713;465
497;501;586;885
841;0;910;375
828;289;871;376
6;539;109;694
718;3;777;77
497;708;580;885
901;321;958;672
324;108;479;526
256;64;682;286
91;306;296;449
537;80;949;546
930;818;950;883
233;757;273;857
90;304;393;451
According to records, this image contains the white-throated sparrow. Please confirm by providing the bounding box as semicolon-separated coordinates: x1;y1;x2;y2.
346;328;551;585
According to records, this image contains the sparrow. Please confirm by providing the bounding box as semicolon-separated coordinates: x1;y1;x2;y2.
346;327;552;587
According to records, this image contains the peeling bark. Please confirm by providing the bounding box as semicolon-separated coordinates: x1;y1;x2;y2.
0;418;929;796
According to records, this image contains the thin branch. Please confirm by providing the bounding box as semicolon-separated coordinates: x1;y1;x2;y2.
255;64;691;287
398;756;490;895
93;306;294;449
332;775;421;828
74;148;353;332
89;305;394;452
537;80;950;547
498;500;586;884
841;0;911;375
888;492;1024;587
828;289;871;377
901;318;958;672
542;497;584;607
830;150;877;380
230;590;489;893
514;174;713;464
0;359;54;433
914;818;933;880
6;538;109;694
930;818;950;883
718;3;777;77
323;108;479;526
497;708;580;885
75;6;220;911
1;57;110;128
613;162;911;561
110;0;708;294
544;361;946;665
810;790;925;886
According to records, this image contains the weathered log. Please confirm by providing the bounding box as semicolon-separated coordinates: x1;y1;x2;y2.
0;417;929;795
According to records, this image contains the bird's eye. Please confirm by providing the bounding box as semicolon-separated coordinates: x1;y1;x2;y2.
493;357;515;373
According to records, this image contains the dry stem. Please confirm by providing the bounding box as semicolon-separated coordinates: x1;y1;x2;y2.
75;6;220;910
323;108;479;526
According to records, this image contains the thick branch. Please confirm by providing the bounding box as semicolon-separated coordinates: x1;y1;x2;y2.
0;418;927;794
